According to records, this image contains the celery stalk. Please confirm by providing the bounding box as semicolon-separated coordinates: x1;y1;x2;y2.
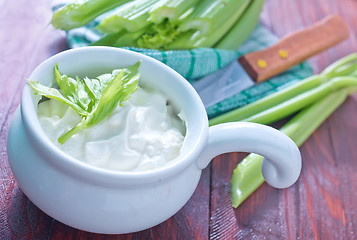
52;0;131;31
215;0;265;50
194;0;253;48
209;75;323;125
179;0;251;35
282;87;357;145
240;76;357;124
97;0;159;34
113;26;151;47
229;54;357;207
230;153;264;208
191;0;252;48
321;53;357;78
209;53;357;125
162;30;199;50
231;87;356;207
137;20;180;49
149;0;200;24
168;0;251;49
90;30;127;46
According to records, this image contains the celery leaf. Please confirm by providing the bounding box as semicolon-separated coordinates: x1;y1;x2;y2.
28;61;141;144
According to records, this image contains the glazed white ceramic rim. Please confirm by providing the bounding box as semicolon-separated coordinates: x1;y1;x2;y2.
21;47;208;186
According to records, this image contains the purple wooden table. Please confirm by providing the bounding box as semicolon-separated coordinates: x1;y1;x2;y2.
1;0;357;239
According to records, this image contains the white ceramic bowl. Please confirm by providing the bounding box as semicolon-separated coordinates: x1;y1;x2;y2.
7;47;301;234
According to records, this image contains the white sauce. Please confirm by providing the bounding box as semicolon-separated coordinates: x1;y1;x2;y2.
37;86;186;171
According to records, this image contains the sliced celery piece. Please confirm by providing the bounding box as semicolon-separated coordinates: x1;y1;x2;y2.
240;76;357;124
97;0;159;34
230;153;264;208
217;54;357;208
52;0;131;31
231;87;356;207
215;0;265;50
209;53;357;125
209;75;323;125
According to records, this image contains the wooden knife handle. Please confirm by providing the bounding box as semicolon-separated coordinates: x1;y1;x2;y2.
239;15;350;83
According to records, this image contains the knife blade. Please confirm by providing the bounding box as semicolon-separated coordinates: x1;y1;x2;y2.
193;14;349;108
192;61;254;107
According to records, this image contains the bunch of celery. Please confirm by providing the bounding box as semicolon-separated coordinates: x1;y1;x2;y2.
52;0;265;50
209;53;357;207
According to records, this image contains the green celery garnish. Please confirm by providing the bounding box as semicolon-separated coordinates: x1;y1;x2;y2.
28;61;140;144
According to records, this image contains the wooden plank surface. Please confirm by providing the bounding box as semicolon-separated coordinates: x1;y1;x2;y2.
0;0;356;239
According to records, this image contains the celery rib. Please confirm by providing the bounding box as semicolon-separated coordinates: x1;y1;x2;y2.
179;0;250;35
215;0;265;50
231;87;355;207
241;76;357;124
228;53;357;208
149;0;200;24
322;53;357;78
168;0;251;49
209;75;323;125
114;26;151;47
191;0;252;48
52;0;131;31
90;30;127;46
53;0;266;50
209;53;357;125
97;0;159;34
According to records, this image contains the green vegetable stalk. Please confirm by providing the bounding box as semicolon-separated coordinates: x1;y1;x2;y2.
168;0;252;49
89;0;264;50
136;20;180;49
28;62;140;144
239;76;357;124
90;30;127;46
149;0;200;24
224;53;357;207
231;87;357;207
215;0;265;50
52;0;131;31
209;53;357;125
96;0;201;48
179;0;251;35
114;27;151;48
53;0;265;50
97;0;158;34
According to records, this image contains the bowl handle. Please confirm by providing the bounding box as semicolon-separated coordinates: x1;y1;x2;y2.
196;122;302;189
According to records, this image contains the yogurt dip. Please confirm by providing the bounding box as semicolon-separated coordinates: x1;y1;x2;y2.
37;86;186;171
